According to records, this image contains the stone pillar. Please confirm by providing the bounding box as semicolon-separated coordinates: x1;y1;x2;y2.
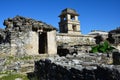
67;14;71;20
75;16;78;21
76;24;80;32
47;30;57;55
67;23;73;31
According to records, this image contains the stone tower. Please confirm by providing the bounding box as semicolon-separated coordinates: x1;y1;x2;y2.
59;8;81;34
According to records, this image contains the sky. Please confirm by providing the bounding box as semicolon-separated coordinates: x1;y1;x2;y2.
0;0;120;34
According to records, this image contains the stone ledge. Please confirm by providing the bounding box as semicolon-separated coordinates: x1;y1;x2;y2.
57;33;93;37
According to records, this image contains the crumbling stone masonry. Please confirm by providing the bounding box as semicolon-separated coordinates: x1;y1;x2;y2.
0;16;57;55
56;8;95;52
0;8;96;56
34;58;120;80
56;33;95;45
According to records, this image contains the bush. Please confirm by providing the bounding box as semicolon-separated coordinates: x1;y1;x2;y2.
90;40;115;53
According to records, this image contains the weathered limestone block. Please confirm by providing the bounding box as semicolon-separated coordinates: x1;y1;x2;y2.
34;59;120;80
47;30;57;55
26;31;38;55
56;33;95;45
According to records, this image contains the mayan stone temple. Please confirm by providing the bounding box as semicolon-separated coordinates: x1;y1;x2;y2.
0;8;95;56
59;8;81;34
0;8;120;80
56;8;95;56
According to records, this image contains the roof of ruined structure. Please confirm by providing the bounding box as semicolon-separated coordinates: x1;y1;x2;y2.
59;8;79;17
3;15;57;32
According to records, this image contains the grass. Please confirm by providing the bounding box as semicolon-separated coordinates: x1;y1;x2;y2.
0;70;39;80
0;72;29;80
0;74;29;80
0;53;49;80
0;71;25;79
19;56;33;60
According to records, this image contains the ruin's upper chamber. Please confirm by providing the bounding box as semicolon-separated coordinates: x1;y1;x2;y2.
59;8;79;17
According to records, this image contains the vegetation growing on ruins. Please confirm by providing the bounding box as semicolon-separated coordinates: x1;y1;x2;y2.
0;53;49;80
0;71;29;80
90;40;115;53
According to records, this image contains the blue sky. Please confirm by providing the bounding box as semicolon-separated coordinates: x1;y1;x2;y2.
0;0;120;34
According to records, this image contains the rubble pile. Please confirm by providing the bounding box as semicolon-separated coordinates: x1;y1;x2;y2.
35;58;120;80
4;15;56;32
34;52;120;80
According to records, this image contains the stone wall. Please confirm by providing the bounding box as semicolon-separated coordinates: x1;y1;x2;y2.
0;30;57;55
56;33;95;52
10;31;38;55
10;30;57;55
0;30;40;55
32;52;117;80
0;16;57;55
47;30;57;55
0;43;11;54
34;59;120;80
28;31;39;55
56;33;95;45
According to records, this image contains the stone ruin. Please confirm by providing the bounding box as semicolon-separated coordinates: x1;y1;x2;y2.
32;51;120;80
56;8;96;55
0;8;96;56
0;15;57;55
0;14;95;56
0;8;120;80
3;15;56;32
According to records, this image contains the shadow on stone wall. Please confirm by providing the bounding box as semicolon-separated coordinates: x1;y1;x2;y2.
27;59;120;80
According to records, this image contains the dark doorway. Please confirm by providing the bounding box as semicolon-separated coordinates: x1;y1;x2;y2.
39;32;47;54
